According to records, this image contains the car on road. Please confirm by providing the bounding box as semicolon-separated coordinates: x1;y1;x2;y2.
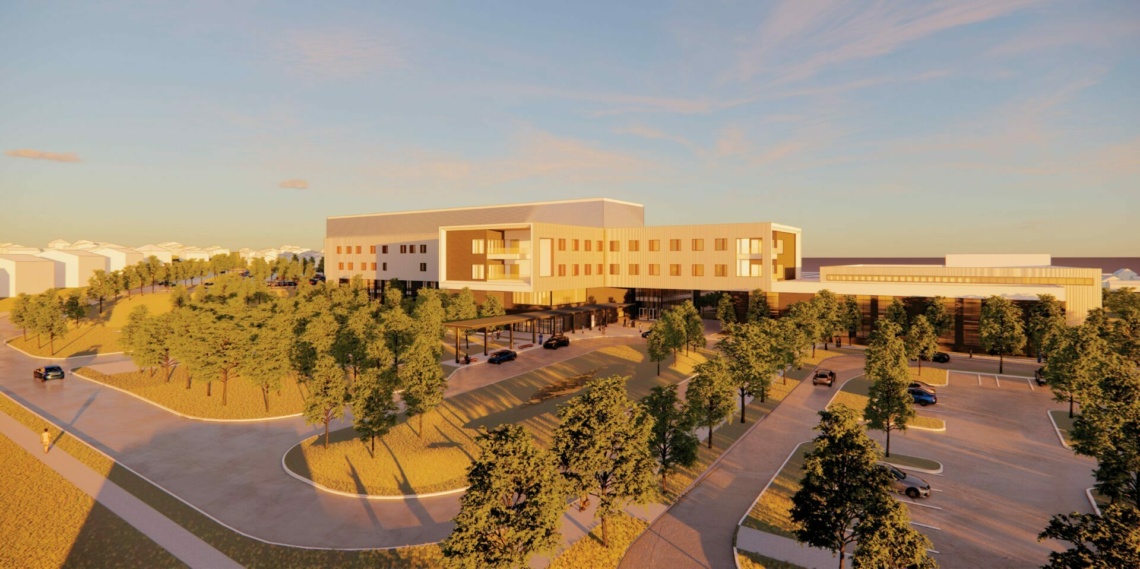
34;365;65;382
1034;367;1047;386
881;464;932;499
488;350;517;364
641;330;653;338
909;381;936;394
908;386;937;406
932;352;950;363
543;335;570;349
812;369;837;387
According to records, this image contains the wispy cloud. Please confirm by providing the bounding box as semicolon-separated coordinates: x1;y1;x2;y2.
278;179;309;189
614;124;700;153
275;29;402;78
5;149;81;162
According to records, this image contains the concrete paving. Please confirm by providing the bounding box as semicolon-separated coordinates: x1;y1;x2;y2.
735;526;839;569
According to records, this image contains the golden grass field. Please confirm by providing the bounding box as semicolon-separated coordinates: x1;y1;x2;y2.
737;550;805;569
548;513;648;569
0;393;444;568
6;291;174;357
829;376;946;431
0;428;186;569
1049;410;1075;447
288;344;714;496
76;366;307;420
909;366;948;386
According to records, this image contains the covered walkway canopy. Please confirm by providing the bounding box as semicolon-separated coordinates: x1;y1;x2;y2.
442;303;635;363
444;314;538;363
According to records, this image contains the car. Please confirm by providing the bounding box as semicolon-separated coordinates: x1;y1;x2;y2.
881;464;932;499
1035;366;1047;386
812;369;837;387
908;381;936;394
932;352;950;363
908;386;937;406
488;350;517;364
543;335;570;349
641;330;653;338
34;365;65;382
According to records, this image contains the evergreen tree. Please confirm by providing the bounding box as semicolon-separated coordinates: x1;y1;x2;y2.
904;315;939;374
686;356;736;449
121;265;141;298
719;321;777;421
864;320;914;457
643;385;699;491
414;288;448;339
659;307;688;365
1028;294;1066;362
979;295;1026;374
449;287;479;321
1039;503;1140;569
442;425;565;568
553;375;656;547
121;305;150;352
32;290;69;355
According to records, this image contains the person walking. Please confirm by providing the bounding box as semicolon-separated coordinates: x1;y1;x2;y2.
42;428;51;454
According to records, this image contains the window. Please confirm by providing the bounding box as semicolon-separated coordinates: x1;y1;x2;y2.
472;240;485;254
370;262;377;270
356;246;362;254
596;240;603;252
737;259;762;277
539;238;552;277
669;264;681;276
692;264;704;277
737;238;762;255
370;246;376;254
585;264;593;275
382;262;387;271
338;262;344;270
585;240;592;252
715;238;727;251
628;240;639;252
336;246;342;254
558;239;566;251
420;263;427;272
649;264;660;276
649;240;660;252
401;245;407;254
596;263;603;275
715;264;727;277
407;246;414;254
573;239;580;251
472;265;485;279
692;239;704;251
382;245;388;254
609;264;619;275
420;245;427;254
628;264;639;276
669;239;681;252
573;264;580;276
347;262;354;270
558;264;566;277
609;240;619;252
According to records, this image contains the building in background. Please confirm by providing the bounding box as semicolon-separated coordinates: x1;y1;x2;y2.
0;254;56;297
90;246;144;271
34;249;108;288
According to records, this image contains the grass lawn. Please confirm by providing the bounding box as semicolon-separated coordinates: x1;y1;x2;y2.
742;442;812;539
1049;410;1075;447
5;291;174;357
800;348;845;367
547;513;647;569
908;366;948;386
288;344;714;496
830;377;946;431
0;393;443;568
737;550;806;569
76;366;307;420
0;430;186;569
881;453;943;473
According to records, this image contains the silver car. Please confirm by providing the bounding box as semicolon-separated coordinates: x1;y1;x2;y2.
882;464;931;499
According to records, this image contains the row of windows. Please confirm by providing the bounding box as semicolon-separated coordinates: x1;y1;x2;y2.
545;263;743;277
339;262;427;272
552;237;747;253
335;244;427;255
823;274;1096;286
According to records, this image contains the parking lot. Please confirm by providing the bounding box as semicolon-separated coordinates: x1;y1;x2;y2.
884;368;1096;568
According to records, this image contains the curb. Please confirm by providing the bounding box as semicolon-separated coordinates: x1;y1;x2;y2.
1085;488;1101;515
907;423;947;433
70;370;303;423
279;437;469;500
0;389;438;552
881;459;944;475
1047;410;1071;449
5;339;125;360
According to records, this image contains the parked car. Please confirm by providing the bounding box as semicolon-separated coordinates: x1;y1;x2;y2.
34;365;65;382
543;335;570;349
881;464;932;499
932;352;950;363
908;382;936;394
1035;367;1047;386
641;330;653;339
908;386;937;406
488;350;517;364
812;369;836;387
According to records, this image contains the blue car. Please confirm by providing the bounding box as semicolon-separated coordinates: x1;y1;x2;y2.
908;386;937;406
488;350;517;364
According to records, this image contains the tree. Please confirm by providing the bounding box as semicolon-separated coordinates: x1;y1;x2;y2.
11;293;31;339
852;497;935;569
304;355;349;448
788;301;823;357
170;284;191;310
121;305;150;352
658;307;688;365
399;336;447;438
195;307;246;406
1042;323;1108;418
643;385;699;491
1038;503;1140;569
883;299;909;335
30;290;69;355
646;322;669;376
904;315;939;374
840;295;862;346
773;317;806;384
1028;294;1066;362
87;269;120;313
719;322;777;421
352;367;399;454
479;294;505;319
553;375;656;547
63;291;86;327
121;265;141;298
811;290;842;349
924;296;954;339
1070;356;1140;506
240;309;293;412
679;300;706;356
413;289;448;340
449;287;479;321
686;356;736;449
715;293;737;329
442;425;565;569
979;295;1026;374
863;320;914;457
747;289;771;322
142;313;178;382
791;405;893;569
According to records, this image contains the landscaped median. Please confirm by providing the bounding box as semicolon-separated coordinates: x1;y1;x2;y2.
284;344;713;497
74;365;307;421
1048;409;1075;448
829;376;946;431
6;291;174;358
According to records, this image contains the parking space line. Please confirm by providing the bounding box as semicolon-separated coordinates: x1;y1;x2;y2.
1027;377;1035;391
977;374;982;385
911;521;941;531
994;375;1001;387
901;500;944;511
931;488;944;492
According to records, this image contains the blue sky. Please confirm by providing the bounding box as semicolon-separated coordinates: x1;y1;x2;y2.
1;1;1137;255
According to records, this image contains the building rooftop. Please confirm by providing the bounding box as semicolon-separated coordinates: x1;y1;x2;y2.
328;197;644;220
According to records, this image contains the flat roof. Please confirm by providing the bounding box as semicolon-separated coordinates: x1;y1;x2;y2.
329;197;644;220
443;314;537;330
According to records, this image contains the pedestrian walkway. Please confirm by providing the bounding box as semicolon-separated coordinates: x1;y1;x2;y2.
0;412;242;569
736;526;838;569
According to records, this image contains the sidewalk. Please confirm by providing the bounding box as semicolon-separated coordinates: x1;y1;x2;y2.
736;526;839;569
0;412;242;569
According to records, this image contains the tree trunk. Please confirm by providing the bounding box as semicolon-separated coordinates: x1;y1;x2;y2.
99;298;104;313
50;334;55;355
656;361;660;376
918;357;922;374
222;371;229;406
812;343;817;357
186;373;192;389
1069;393;1074;419
324;418;330;448
838;550;846;569
999;351;1004;374
661;471;667;492
740;391;747;423
602;516;610;548
371;435;376;455
886;426;891;457
262;385;269;412
207;381;212;397
419;413;424;438
707;423;714;449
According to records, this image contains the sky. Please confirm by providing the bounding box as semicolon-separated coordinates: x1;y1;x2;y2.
1;1;1138;256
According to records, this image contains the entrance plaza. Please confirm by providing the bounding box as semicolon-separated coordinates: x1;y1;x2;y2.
442;302;631;362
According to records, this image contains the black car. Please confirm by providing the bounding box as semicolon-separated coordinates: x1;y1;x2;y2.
812;369;836;387
641;330;653;339
543;335;570;349
932;352;950;363
1035;367;1047;386
34;365;65;382
488;350;517;364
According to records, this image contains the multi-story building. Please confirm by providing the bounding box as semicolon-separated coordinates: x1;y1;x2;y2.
325;198;1103;350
